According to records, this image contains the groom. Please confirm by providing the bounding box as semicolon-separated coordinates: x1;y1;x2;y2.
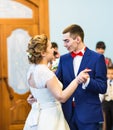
55;24;107;130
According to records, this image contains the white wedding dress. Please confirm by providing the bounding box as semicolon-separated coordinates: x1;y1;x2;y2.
23;64;70;130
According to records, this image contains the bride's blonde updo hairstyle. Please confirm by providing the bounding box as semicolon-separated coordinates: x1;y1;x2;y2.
27;34;48;64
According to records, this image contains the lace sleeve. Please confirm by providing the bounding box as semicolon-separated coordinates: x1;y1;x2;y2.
34;65;55;88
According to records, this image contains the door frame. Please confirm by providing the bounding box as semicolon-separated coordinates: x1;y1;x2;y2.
0;0;49;129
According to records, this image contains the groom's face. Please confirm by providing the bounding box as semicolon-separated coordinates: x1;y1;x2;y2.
63;32;79;53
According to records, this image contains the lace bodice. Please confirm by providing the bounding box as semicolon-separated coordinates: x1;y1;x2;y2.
27;64;57;103
27;64;63;103
27;64;55;89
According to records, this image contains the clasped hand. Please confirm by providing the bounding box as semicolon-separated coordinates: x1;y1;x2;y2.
76;69;91;84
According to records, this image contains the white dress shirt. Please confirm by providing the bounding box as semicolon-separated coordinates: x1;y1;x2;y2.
73;47;90;89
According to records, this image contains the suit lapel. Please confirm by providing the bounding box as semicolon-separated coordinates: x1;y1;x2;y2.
77;47;91;74
66;54;75;78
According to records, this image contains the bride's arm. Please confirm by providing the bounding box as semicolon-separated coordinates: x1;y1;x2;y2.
47;69;91;103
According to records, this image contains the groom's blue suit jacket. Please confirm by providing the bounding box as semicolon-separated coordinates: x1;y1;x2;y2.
56;47;107;123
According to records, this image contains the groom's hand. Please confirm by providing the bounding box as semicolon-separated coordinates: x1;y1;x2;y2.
27;94;37;105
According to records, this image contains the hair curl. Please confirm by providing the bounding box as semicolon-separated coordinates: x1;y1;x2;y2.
27;34;48;64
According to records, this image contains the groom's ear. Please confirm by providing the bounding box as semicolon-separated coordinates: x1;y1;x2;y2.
75;36;81;43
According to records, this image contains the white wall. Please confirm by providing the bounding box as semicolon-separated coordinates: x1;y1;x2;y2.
49;0;113;60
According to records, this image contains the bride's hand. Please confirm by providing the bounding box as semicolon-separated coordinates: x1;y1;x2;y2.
76;69;91;84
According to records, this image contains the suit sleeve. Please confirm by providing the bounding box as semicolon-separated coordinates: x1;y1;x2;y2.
86;54;107;94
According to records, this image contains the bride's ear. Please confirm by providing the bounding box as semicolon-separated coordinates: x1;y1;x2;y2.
41;51;46;57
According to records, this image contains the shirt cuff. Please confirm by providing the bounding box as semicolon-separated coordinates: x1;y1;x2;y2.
82;77;90;89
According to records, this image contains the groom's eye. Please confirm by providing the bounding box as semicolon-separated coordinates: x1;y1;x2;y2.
64;39;69;43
